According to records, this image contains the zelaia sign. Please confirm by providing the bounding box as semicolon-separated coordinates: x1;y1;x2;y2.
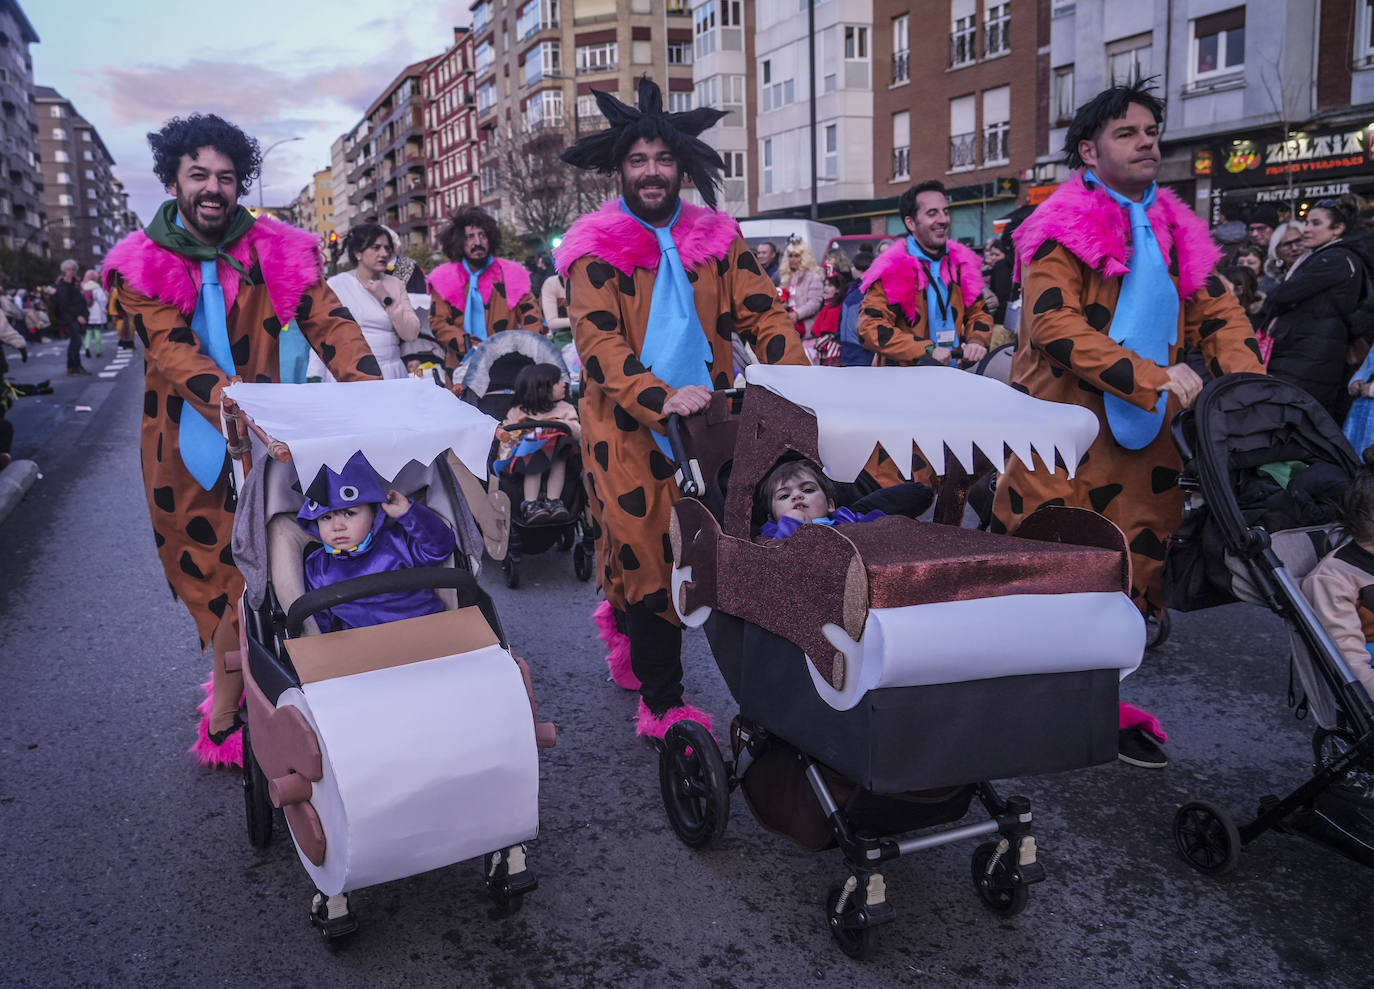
1202;126;1373;187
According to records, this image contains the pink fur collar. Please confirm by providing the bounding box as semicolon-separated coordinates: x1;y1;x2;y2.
858;238;984;323
554;199;741;277
103;215;323;324
1012;173;1219;299
427;258;532;311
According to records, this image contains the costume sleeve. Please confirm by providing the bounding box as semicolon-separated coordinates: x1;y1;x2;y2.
568;254;683;432
118;280;234;425
379;275;420;342
729;239;808;365
1303;566;1374;696
1023;240;1171;410
553;400;582;442
541;277;571;333
857;281;930;364
396;502;458;565
1184;274;1265;377
0;310;25;351
430;294;470;370
297;281;383;381
512;291;546;333
960;291;994;350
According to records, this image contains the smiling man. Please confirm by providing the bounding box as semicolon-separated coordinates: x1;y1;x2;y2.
555;78;807;738
104;114;380;767
989;79;1264;769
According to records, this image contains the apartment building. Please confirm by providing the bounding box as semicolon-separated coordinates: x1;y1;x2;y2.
0;0;44;255
872;0;1041;244
751;0;876;229
422;26;479;250
345;61;432;252
35;86;128;267
469;0;696;233
689;0;756;216
293;168;334;240
330;124;362;237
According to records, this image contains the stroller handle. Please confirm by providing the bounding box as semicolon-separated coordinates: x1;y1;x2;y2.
499;418;573;434
665;414;705;498
284;566;502;641
1170;408;1197;465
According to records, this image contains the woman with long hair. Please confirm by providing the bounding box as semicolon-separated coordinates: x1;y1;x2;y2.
779;239;823;345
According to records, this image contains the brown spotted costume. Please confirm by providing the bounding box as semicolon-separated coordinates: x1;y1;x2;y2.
427;260;543;370
989;173;1264;616
104;213;379;764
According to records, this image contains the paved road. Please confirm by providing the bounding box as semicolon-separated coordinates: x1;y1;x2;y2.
1;351;1369;988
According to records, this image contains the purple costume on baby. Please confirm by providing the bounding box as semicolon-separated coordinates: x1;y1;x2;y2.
759;506;883;540
298;451;458;631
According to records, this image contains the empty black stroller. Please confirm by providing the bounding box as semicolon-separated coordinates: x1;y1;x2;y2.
1165;372;1374;874
459;330;596;588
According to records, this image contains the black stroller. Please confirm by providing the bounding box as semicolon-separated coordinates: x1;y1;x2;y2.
1165;372;1374;874
459;330;596;588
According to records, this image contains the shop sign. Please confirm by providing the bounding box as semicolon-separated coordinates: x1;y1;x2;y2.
1210;125;1373;187
1028;183;1057;205
1251;181;1351;204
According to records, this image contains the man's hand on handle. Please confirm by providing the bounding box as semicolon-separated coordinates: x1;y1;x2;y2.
662;384;713;417
1160;363;1204;410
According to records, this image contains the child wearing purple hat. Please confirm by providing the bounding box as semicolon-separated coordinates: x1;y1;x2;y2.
297;450;458;631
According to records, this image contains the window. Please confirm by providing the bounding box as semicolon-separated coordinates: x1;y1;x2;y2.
58;193;72;206
82;132;91;142
472;0;490;34
523;41;560;85
722;150;745;178
52;127;65;140
695;0;717;57
667;90;693;113
632;40;652;64
823;123;838;179
84;168;94;180
892;110;910;180
761;71;794;112
577;93;599;119
1052;64;1074;124
950;94;976;169
524;90;563;130
49;105;62;118
892;14;909;85
89;206;97;217
475;39;493;76
762;138;773;195
1107;33;1152;86
56;171;70;184
951;0;977;67
577;42;617;74
985;2;1010;56
86;188;96;200
476;80;497;114
1358;0;1374;65
516;0;558;40
53;149;68;162
844;26;868;59
1191;7;1244;79
983;85;1010;163
667;41;692;65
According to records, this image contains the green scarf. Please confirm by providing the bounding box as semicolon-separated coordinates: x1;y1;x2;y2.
145;200;255;277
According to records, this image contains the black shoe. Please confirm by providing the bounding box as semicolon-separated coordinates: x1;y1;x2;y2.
1118;728;1168;768
521;499;551;524
545;497;570;523
84;348;91;358
207;711;244;747
67;366;91;376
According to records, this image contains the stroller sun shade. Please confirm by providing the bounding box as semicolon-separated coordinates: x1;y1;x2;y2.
459;330;569;399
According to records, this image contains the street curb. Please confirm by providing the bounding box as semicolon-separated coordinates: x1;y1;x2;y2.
0;459;39;527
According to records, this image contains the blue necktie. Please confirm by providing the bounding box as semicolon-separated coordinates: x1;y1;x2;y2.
278;318;309;383
462;258;491;342
179;256;235;489
906;235;957;349
1085;171;1180;450
620;199;713;460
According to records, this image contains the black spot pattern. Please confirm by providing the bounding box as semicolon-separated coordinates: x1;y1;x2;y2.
989;515;1008;534
166;395;183;424
153;530;166;548
133;314;150;347
642;588;671;614
1208;356;1224;379
1205;276;1226;299
295;294;313;321
1151;466;1180;494
586;262;616;288
186;373;218;404
584;355;605;384
319;341;337;365
1101;358;1135;395
1077;378;1103;395
1198;317;1225;338
713;372;732;389
329;306;353;321
144;390;158;418
224;485;237;512
153;486;176;513
623;354;648;377
178;551;205;579
863;308;884;319
737;251;761;275
717;256;730;277
686;269;699;284
156;433;163;462
617;271;637;295
356;354;382;377
587;310;619;332
593;441;610;471
1244;337;1262;362
490;318;509;333
637;386;667;413
876;324;895;346
168;325;196;345
1043;337;1075;367
619;544;641;570
1130;528;1167;561
662;533;675;564
911;453;927;471
262;315;283;338
715;312;735;340
1033;287;1064;314
613;405;640;431
230;335;251;368
1032;239;1058;261
1011;382;1030;395
765;335;787;363
742;294;773;314
185;516;218;546
617;486;648;517
1084;303;1112;331
219;544;235;566
648;449;675;480
207;593;230;618
1088;484;1123;513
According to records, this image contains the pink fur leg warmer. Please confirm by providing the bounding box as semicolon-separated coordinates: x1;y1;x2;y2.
635;698;714;740
593;599;640;690
1119;702;1168;743
190;679;243;769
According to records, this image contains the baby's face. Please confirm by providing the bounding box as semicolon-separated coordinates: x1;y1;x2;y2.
317;504;376;550
771;472;832;523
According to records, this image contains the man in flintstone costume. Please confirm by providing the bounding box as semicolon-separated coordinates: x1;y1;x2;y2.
105;114;380;766
555;78;808;738
989;80;1264;769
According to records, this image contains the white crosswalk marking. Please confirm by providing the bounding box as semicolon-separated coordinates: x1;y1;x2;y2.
98;372;118;378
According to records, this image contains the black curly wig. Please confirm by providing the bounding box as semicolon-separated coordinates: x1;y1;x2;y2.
148;114;262;197
439;204;502;262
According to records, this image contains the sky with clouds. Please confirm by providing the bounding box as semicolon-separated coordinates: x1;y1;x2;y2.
26;1;471;226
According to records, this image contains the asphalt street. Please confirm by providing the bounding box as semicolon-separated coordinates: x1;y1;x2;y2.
1;340;1370;988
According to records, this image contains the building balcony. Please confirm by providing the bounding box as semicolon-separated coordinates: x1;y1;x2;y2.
950;131;977;171
892;50;909;85
577;61;618;76
892;145;910;181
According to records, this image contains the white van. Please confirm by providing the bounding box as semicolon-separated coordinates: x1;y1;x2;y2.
738;218;842;264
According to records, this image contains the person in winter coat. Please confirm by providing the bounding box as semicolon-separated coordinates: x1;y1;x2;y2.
81;269;108;359
779;240;823;334
1266;199;1374;421
52;260;88;375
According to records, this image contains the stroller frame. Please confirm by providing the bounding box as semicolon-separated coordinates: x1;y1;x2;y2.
1168;373;1374;874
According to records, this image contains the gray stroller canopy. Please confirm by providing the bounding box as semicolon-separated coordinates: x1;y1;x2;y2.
459;330;569;398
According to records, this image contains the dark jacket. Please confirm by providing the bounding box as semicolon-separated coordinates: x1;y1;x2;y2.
1266;234;1374;418
51;278;87;329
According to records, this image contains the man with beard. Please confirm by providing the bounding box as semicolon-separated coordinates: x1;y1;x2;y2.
555;78;807;738
428;204;544;373
104;114;380;767
989;80;1263;768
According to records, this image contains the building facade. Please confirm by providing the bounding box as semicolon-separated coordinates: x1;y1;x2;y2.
689;0;756;216
35;86;127;267
345;60;432;252
422;26;479;251
0;1;44;256
330;125;362;237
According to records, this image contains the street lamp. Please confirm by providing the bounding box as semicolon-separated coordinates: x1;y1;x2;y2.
258;136;304;208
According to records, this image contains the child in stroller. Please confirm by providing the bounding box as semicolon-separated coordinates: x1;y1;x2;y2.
494;362;582;525
755;456;931;540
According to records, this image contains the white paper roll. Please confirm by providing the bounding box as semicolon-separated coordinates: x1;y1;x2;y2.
280;644;540;896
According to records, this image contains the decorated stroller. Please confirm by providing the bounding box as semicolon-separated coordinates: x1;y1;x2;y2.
1164;372;1374;874
662;364;1146;958
458;329;596;588
221;378;556;944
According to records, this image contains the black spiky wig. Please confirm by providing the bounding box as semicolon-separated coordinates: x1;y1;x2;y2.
560;77;730;209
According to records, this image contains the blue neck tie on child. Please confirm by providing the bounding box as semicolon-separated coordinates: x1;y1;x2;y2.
179;253;236;490
462;258;492;342
620;198;714;460
1084;170;1180;450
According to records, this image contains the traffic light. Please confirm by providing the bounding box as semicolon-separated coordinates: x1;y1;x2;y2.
328;231;342;264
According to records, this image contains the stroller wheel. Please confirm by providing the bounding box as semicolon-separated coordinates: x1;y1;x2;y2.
658;720;729;849
1174;801;1242;876
971;841;1030;917
573;542;594;582
825;883;881;960
1313;727;1361;772
241;724;273;849
502;556;520;589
